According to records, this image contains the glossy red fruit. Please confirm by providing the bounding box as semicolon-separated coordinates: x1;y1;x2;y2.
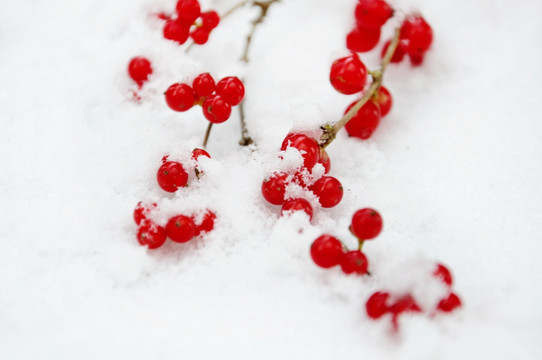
340;250;369;275
344;100;381;139
137;220;167;249
261;172;288;205
191;148;211;160
437;293;462;312
401;14;433;55
281;133;320;170
329;54;367;95
202;95;232;123
165;83;195;112
366;292;390;319
176;0;201;25
434;263;453;287
166;215;196;243
201;10;220;29
133;202;157;225
381;40;407;63
194;210;216;235
375;86;392;117
281;198;313;221
390;295;422;314
346;26;381;53
163;20;190;44
190;26;211;44
310;234;344;268
192;73;216;97
355;0;394;29
310;176;343;208
157;161;189;192
216;77;245;106
128;57;152;86
318;150;331;174
351;208;383;240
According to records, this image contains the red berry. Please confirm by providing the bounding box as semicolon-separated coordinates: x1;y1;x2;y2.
366;292;390;319
434;263;453;287
166;215;196;243
165;83;195;112
176;0;201;25
437;293;462;312
351;208;383;240
381;40;407;63
137;220;167;249
163;20;190;44
310;235;344;268
133;201;157;225
192;73;216;97
344;100;381;140
201;10;220;29
401;14;433;55
191;148;211;160
190;26;211;44
280;133;320;170
375;86;392;117
202;95;232;123
355;0;394;29
261;172;288;205
157;161;189;192
346;26;381;53
329;54;368;95
390;295;422;315
194;210;216;235
128;57;152;86
408;52;425;66
340;250;369;275
318;150;331;174
310;176;343;208
216;77;245;106
281;198;313;220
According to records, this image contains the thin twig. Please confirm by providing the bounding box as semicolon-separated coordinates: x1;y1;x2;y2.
222;0;251;19
241;0;280;63
237;0;280;146
202;122;213;148
319;27;402;150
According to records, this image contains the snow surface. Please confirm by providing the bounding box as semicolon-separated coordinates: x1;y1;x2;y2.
1;0;542;358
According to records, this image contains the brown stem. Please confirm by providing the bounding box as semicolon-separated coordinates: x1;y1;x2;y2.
241;0;280;63
319;27;401;150
222;0;251;19
202;122;213;148
238;101;254;146
237;0;280;146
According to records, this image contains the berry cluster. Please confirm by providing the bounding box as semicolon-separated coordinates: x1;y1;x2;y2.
261;133;342;220
157;148;210;193
331;1;433;141
165;74;245;124
366;263;462;330
128;56;153;88
329;53;392;140
346;0;394;53
134;147;215;249
161;0;220;45
310;208;382;274
134;202;216;249
381;14;433;66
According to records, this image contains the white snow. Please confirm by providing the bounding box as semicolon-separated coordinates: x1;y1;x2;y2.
1;0;542;358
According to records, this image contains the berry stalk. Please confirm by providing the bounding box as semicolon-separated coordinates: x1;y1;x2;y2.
319;27;401;149
238;0;280;146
